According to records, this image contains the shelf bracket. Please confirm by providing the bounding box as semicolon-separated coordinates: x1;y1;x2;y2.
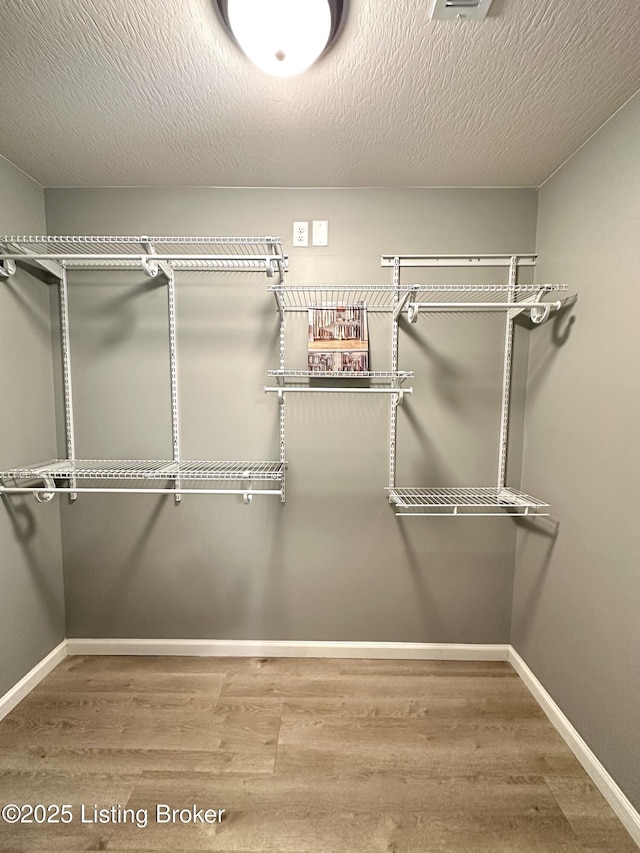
32;257;65;281
393;290;412;322
157;259;173;280
1;242;64;280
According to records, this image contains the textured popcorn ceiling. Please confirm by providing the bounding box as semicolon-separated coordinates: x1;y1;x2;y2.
0;0;639;187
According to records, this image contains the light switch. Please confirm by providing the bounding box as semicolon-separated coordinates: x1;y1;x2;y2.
312;220;328;246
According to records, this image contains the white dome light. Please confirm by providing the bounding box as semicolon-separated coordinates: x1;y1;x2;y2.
219;0;343;78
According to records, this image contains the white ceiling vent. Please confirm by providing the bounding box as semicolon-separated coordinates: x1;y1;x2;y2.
428;0;494;22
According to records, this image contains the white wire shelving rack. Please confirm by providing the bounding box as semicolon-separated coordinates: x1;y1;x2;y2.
0;235;287;504
382;253;576;518
265;281;415;503
264;283;414;498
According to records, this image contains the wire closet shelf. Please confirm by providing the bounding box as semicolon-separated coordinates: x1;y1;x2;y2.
0;235;288;503
267;283;416;392
0;235;286;276
387;487;550;517
267;370;414;380
0;461;285;502
269;283;418;312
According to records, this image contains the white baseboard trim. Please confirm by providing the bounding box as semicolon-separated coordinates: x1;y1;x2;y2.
66;638;511;661
509;647;640;847
0;640;67;723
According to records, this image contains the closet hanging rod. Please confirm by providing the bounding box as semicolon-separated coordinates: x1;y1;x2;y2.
407;301;562;310
394;511;550;517
265;386;412;395
406;284;566;293
406;299;563;323
0;486;283;497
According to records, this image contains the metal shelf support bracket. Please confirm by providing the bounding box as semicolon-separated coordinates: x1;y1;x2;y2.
393;290;412;322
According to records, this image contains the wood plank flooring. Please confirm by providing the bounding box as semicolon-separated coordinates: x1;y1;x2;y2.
0;656;635;852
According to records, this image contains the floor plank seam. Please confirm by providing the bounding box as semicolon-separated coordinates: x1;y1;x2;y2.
539;774;580;847
272;713;284;777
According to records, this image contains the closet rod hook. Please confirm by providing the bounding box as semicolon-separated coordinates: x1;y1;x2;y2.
141;239;159;277
530;300;561;325
0;258;17;278
34;477;56;503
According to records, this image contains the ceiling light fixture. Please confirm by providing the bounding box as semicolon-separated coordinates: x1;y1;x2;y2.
216;0;345;78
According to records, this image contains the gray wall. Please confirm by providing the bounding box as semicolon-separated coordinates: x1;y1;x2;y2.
0;157;65;696
45;187;537;642
513;93;640;810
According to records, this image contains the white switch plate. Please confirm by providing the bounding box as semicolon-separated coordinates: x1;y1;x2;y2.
427;0;493;21
293;221;308;247
312;220;329;246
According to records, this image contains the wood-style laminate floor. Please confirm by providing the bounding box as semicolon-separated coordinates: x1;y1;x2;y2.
0;656;636;852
